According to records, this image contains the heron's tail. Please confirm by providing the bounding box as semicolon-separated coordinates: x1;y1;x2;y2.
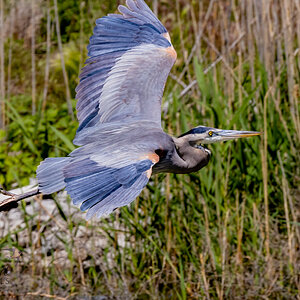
36;157;71;194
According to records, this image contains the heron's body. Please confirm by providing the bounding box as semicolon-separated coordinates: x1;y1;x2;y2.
36;0;260;219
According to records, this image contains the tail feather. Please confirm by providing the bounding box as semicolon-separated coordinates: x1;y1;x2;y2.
37;157;70;194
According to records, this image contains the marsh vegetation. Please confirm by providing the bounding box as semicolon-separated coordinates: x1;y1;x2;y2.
0;0;299;298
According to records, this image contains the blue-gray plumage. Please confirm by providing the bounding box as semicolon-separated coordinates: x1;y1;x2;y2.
36;0;260;219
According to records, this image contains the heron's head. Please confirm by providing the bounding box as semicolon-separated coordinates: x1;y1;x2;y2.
179;125;261;147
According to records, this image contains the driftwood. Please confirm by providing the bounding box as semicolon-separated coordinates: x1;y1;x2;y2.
0;188;40;211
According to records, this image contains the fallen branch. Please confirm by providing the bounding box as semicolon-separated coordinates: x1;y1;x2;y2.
0;187;40;211
179;17;257;99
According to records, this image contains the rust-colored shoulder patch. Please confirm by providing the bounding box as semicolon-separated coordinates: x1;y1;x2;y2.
163;46;177;60
162;32;171;43
142;153;160;164
140;152;160;179
161;33;177;59
145;169;152;179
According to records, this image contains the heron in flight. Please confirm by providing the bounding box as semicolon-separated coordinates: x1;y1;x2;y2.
7;0;260;218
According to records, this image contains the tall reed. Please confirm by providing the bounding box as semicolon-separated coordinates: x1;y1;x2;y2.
0;0;299;298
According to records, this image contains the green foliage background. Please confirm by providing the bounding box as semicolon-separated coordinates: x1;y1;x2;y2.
0;0;299;298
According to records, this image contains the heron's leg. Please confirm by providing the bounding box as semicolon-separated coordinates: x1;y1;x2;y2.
0;188;17;197
0;187;40;211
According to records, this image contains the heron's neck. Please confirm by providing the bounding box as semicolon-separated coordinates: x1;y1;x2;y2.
172;136;211;173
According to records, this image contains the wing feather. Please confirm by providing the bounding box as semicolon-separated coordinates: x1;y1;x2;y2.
85;173;149;219
37;122;175;219
64;152;156;219
75;0;176;142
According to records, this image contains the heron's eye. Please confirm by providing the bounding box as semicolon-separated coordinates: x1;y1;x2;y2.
208;131;213;137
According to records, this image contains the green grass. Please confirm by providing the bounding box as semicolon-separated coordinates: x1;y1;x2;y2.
0;0;299;299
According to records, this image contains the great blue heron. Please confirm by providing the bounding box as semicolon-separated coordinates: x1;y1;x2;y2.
1;0;260;217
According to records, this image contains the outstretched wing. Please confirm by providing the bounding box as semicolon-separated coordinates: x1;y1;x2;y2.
64;122;173;219
37;1;177;219
64;154;157;219
75;0;177;140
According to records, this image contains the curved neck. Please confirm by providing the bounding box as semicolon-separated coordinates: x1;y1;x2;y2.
171;136;211;173
152;135;211;174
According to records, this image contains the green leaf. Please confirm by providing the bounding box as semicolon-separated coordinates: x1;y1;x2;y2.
194;57;209;99
0;129;6;141
49;125;75;152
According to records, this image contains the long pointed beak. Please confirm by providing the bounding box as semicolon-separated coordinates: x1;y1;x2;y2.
216;130;261;141
183;126;261;144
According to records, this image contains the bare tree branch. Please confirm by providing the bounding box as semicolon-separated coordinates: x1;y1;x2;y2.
179;29;248;99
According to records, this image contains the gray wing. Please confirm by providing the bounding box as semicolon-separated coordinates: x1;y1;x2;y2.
64;122;173;219
36;122;174;219
37;0;177;219
75;0;176;143
65;156;154;220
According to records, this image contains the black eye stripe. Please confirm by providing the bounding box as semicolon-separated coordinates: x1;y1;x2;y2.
178;127;213;138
